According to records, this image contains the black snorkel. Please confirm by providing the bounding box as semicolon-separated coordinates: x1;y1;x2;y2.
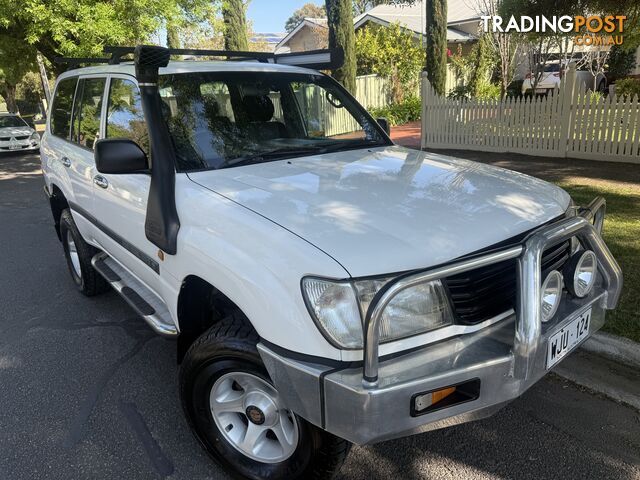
134;45;180;255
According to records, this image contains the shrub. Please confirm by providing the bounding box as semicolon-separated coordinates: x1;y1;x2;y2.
447;85;472;100
615;78;640;99
370;96;421;126
476;82;501;100
447;83;501;100
355;23;425;103
506;80;524;98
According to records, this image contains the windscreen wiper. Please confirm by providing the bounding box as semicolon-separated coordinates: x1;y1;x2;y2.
220;146;326;168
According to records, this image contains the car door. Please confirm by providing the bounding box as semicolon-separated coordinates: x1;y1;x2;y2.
68;76;110;240
91;74;161;294
44;75;105;243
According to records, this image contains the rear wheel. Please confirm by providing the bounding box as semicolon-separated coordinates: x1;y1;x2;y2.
59;209;109;296
179;313;350;479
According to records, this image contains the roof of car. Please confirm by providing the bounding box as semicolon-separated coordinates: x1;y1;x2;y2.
58;60;319;81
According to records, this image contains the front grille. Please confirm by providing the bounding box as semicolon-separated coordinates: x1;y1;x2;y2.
444;239;572;324
0;135;29;141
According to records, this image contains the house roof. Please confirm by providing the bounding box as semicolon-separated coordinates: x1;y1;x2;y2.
353;2;479;41
275;17;328;53
276;2;481;52
354;1;482;27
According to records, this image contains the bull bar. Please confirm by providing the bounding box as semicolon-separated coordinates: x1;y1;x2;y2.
258;197;623;445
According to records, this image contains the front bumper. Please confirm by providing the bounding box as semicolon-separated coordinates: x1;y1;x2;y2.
258;198;622;445
0;137;40;152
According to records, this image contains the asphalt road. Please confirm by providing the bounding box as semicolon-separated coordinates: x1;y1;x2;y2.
1;151;639;480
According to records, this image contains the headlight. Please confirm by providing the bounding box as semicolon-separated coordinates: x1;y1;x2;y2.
30;132;40;142
301;278;362;348
565;250;597;298
302;276;453;349
540;270;563;322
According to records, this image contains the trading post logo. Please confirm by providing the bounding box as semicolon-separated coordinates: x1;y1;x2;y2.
481;15;627;46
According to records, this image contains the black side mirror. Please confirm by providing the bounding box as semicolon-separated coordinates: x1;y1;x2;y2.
95;138;148;174
377;118;391;136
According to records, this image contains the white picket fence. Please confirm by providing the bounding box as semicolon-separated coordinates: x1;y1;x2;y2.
421;66;640;163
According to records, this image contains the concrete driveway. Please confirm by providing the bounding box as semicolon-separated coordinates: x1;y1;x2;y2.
0;151;638;480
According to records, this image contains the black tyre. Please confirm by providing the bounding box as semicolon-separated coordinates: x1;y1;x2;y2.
179;313;350;479
59;209;109;297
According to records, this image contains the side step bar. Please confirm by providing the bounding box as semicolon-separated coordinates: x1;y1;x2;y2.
92;252;178;337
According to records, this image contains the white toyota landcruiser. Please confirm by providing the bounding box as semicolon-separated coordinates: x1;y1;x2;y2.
41;46;622;479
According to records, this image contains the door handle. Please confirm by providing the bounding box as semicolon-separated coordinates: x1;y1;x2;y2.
60;156;71;167
93;175;109;189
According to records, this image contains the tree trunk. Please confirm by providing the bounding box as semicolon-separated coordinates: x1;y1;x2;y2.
424;0;448;95
325;0;356;93
1;84;18;113
222;0;249;51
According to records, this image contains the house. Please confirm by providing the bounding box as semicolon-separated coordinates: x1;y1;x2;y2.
274;18;328;54
274;2;480;55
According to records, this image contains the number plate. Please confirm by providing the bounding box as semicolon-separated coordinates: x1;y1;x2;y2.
546;308;591;369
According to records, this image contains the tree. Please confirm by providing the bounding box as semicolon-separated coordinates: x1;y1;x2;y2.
285;3;326;32
0;36;37;113
326;0;357;92
424;0;447;95
0;0;215;75
355;23;425;102
477;0;521;98
222;0;249;51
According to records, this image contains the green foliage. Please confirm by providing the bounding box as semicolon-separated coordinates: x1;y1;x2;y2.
0;35;37;112
222;0;249;51
15;71;43;114
506;79;524;98
615;78;640;99
0;0;215;73
355;23;425;102
325;0;356;93
369;95;421;126
447;82;501;100
285;3;326;32
424;0;447;95
608;45;637;80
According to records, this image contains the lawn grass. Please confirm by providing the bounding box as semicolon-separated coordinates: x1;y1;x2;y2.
556;181;640;343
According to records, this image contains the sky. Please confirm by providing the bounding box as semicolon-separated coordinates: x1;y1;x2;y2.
247;0;315;33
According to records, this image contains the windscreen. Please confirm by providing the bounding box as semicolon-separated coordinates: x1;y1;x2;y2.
158;71;390;171
0;116;28;128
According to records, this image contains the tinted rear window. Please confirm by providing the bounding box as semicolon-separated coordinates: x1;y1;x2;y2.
50;78;78;139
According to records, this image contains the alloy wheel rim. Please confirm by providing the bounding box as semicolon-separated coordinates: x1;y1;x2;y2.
209;371;299;463
66;230;81;279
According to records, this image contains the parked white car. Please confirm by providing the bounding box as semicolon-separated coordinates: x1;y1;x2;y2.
0;113;40;152
41;46;622;479
522;60;607;95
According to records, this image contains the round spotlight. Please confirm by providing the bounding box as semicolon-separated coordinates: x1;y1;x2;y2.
541;270;563;322
565;250;598;298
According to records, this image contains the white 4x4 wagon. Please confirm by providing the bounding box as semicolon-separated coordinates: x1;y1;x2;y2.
41;46;622;479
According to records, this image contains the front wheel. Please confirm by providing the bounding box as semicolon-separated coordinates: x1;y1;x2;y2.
179;314;350;479
59;209;109;296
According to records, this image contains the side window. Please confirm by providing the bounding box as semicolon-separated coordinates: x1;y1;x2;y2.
71;77;106;149
106;78;149;155
50;78;77;139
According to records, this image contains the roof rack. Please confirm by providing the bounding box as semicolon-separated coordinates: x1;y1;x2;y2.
54;45;344;71
53;57;112;70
